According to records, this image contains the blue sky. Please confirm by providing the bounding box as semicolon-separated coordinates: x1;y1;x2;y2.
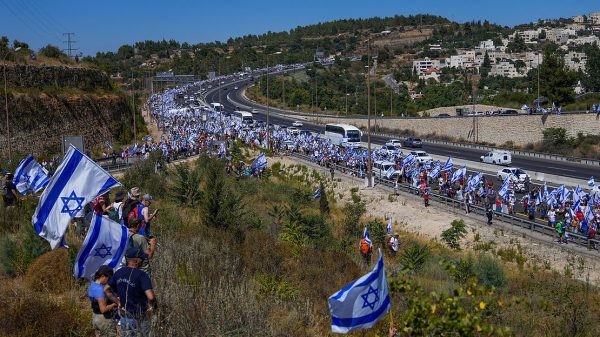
1;0;598;55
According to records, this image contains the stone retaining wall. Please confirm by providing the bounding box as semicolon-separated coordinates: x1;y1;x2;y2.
315;113;600;145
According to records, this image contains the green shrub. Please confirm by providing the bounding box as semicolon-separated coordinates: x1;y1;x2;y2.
400;242;430;272
473;254;507;289
168;162;203;206
440;219;467;250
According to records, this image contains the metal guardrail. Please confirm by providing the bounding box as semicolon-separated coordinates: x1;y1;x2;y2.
290;152;600;252
369;131;600;167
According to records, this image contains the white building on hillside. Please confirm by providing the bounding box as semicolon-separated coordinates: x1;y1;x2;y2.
412;58;442;74
589;11;600;24
564;51;588;71
476;39;495;50
489;61;523;78
524;52;543;69
446;55;466;68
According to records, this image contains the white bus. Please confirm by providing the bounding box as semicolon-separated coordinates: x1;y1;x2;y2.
324;124;362;146
210;102;224;112
233;111;254;126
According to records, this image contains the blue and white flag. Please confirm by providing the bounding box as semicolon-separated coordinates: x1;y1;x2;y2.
314;187;321;199
441;157;453;172
588;177;596;188
104;140;113;150
402;154;415;168
73;214;128;280
386;217;392;235
363;226;372;246
252;152;267;170
31;146;121;249
328;249;391;333
498;175;512;199
428;161;441;179
450;166;466;184
536;191;543;206
385;166;394;179
13;155;49;195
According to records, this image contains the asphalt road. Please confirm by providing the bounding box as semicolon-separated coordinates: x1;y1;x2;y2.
202;79;598;182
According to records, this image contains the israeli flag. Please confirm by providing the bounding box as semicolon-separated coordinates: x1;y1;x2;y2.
252;152;267;170
498;175;512;199
73;214;128;280
13;155;49;195
588;177;596;188
104;140;113;150
543;182;549;199
536;191;543;206
385;166;395;179
31;146;121;249
363;226;373;247
428;161;441;178
402;154;415;168
314;187;321;199
450;166;466;183
328;249;391;333
441;157;453;172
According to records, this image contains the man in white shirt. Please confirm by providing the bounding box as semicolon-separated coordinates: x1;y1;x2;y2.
389;233;399;256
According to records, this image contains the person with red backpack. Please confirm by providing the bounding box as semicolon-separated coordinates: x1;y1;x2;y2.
130;194;159;238
93;192;112;215
121;187;141;226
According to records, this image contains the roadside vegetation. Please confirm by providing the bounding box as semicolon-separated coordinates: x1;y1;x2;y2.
2;151;600;336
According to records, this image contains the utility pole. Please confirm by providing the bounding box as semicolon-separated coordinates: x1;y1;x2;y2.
366;39;372;188
390;86;393;116
537;52;540;113
62;33;78;58
132;72;137;142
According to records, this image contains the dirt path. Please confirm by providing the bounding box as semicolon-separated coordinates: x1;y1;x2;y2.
273;156;600;285
142;107;163;141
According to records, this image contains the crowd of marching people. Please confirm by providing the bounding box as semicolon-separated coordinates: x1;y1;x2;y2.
142;76;600;250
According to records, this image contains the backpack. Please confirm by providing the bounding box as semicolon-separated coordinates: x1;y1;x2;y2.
121;199;139;225
127;205;141;225
359;239;370;255
108;203;121;223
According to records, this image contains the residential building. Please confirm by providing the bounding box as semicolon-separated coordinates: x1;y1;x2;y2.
564;51;588;71
590;11;600;25
524;52;543;69
489;61;523;78
446;55;466;68
428;44;442;51
476;39;495;50
418;68;441;82
570;35;600;46
412;58;442;74
572;15;585;23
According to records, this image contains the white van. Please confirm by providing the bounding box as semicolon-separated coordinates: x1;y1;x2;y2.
480;150;511;165
372;160;396;178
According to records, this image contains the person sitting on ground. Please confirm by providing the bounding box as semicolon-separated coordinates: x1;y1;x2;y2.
89;265;117;337
2;173;18;208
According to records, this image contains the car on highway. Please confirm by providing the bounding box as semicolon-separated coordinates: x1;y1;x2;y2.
381;144;401;157
255;120;265;127
480;150;511;165
437;113;450;118
287;126;300;135
234;86;238;90
373;160;396;178
500;109;518;115
386;139;402;148
402;137;423;148
292;121;304;127
251;108;261;114
497;167;529;182
299;130;311;137
410;150;432;164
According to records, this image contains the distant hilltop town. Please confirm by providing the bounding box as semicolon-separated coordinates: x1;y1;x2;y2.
411;11;600;84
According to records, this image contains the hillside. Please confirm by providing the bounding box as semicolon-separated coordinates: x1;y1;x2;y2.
0;61;144;163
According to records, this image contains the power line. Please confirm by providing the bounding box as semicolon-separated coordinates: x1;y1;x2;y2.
0;0;48;41
16;0;65;42
62;33;78;57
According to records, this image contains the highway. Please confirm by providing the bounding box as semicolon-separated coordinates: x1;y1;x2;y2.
201;78;598;182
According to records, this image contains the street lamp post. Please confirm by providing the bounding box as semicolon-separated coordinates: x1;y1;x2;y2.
3;46;21;162
266;51;281;150
366;39;372;188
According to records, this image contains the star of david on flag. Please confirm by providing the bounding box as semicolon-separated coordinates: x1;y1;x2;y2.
74;214;128;280
13;155;49;195
32;146;121;249
328;249;391;333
